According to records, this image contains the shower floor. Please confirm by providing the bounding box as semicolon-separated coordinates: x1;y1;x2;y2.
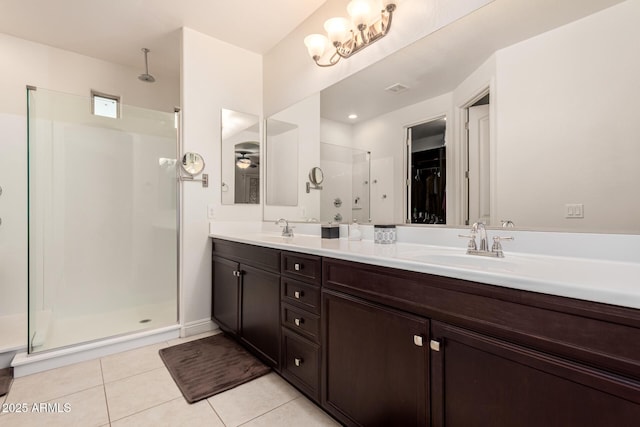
32;301;177;353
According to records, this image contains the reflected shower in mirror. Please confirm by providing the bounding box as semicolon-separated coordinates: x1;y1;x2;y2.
320;142;370;224
265;118;299;206
221;108;260;205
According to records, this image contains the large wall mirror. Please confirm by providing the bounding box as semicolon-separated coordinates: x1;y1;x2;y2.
264;0;640;233
221;108;260;205
264;94;319;222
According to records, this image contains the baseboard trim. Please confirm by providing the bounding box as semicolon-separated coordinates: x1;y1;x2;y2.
180;318;219;337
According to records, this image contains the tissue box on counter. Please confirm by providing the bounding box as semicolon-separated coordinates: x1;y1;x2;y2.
321;223;340;239
374;224;396;244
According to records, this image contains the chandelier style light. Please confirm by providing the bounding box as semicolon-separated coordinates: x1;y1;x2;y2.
304;0;398;67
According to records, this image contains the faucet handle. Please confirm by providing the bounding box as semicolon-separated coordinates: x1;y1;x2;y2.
458;233;477;251
491;235;514;257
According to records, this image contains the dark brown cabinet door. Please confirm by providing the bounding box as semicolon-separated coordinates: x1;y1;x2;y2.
240;264;281;367
323;289;429;427
212;256;239;333
430;321;640;427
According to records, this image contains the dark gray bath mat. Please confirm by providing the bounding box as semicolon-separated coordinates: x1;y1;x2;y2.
159;333;270;403
0;367;13;397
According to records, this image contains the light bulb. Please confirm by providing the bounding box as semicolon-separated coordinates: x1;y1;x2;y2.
324;17;350;45
347;0;371;28
304;34;328;59
236;158;251;169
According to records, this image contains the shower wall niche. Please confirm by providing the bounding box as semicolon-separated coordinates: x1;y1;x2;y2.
27;87;178;353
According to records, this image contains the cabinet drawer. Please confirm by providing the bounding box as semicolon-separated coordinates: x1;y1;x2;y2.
282;252;321;284
282;303;320;342
282;328;320;401
282;277;321;314
212;238;280;273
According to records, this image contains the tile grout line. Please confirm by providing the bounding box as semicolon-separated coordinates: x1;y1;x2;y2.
99;358;112;426
206;398;228;427
109;396;185;424
236;395;303;426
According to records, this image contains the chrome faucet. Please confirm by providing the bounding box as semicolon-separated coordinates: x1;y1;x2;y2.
474;222;489;251
459;221;513;258
275;218;294;238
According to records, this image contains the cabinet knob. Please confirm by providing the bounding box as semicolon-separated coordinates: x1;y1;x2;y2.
294;318;304;326
294;290;303;299
232;270;239;277
413;335;424;347
294;357;303;367
430;340;441;352
294;263;302;271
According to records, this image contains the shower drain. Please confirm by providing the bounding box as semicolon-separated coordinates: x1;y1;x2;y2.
139;319;152;324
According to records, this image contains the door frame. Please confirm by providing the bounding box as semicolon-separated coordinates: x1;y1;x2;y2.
402;113;449;224
456;86;495;226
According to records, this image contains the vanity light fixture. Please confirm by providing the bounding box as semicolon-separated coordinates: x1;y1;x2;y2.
304;0;397;67
348;114;358;119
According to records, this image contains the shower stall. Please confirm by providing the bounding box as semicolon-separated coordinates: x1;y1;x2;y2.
27;87;178;354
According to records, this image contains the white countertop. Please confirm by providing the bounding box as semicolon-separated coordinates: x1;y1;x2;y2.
209;229;640;311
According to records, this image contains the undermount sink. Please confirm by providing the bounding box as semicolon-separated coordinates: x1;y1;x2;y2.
253;234;322;247
398;249;549;274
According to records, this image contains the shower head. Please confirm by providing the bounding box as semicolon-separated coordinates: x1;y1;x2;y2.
138;48;156;83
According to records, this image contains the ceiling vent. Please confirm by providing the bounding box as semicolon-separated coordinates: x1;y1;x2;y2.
384;83;409;93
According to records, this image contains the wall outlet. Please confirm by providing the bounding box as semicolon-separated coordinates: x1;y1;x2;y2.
565;203;584;218
207;204;215;219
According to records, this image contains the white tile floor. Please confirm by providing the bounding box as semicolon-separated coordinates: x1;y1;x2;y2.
0;332;340;427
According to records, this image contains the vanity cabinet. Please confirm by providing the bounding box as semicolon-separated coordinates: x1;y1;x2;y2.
430;321;640;427
211;238;640;426
322;289;429;427
323;257;640;427
211;239;281;367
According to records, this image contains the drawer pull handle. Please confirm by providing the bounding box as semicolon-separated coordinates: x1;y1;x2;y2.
294;290;303;299
430;340;441;352
294;263;302;271
294;357;303;367
294;318;304;326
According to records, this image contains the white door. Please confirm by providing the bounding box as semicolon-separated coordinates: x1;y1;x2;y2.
467;104;490;225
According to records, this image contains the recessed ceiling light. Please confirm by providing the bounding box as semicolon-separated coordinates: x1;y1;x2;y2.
348;114;358;119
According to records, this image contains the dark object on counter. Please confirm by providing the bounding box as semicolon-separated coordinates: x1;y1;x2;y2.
322;224;340;239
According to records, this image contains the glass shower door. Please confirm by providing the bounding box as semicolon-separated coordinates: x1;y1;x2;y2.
27;87;178;353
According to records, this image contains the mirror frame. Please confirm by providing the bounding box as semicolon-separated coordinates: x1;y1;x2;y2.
180;152;205;176
309;166;324;186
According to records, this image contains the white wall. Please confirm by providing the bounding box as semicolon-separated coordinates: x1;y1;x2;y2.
0;33;179;330
180;27;263;329
494;0;640;233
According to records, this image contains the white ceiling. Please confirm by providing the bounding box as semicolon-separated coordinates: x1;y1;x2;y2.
0;0;327;78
